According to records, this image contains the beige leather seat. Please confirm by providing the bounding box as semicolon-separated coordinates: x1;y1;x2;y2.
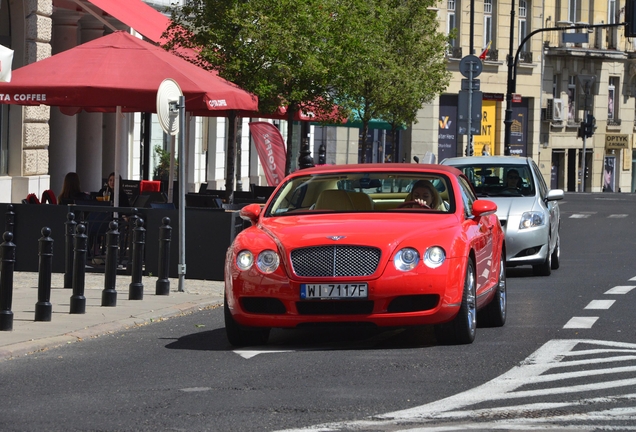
314;190;373;211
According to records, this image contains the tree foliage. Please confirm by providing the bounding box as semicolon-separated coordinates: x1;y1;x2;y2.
165;0;450;170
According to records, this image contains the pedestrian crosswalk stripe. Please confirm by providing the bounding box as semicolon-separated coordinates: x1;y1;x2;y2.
563;316;598;328
570;214;591;218
606;285;636;294
585;300;615;309
608;214;628;218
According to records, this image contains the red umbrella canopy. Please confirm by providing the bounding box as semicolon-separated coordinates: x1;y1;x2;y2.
0;31;257;114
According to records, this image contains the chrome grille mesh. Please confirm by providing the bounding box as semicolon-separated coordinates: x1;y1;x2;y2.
290;246;381;277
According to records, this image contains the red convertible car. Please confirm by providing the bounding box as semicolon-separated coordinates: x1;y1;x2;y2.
224;164;506;346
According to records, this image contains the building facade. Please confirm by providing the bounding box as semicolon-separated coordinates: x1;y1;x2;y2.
2;0;635;205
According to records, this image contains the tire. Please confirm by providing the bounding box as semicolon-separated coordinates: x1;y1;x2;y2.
532;242;552;276
550;233;560;270
435;258;477;345
478;251;507;327
224;298;270;347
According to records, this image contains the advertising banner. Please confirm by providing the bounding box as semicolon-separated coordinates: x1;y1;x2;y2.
510;99;528;156
248;121;286;186
438;95;458;161
474;100;497;156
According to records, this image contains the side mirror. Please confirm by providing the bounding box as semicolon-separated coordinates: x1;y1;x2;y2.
239;203;262;225
546;189;564;201
472;199;497;217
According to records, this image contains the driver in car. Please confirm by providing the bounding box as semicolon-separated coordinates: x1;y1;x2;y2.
505;169;522;191
404;180;445;209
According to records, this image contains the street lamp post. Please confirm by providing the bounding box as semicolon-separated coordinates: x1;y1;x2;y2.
503;0;516;156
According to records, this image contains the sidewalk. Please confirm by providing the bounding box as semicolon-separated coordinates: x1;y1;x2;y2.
0;271;225;361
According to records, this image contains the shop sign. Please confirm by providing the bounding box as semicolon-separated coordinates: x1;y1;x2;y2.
605;134;630;150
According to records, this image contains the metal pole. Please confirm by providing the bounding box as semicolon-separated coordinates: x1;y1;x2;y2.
580;90;590;192
467;63;474;156
504;0;516;156
178;95;186;292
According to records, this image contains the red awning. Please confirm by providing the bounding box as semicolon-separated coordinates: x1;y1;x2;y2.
83;0;170;43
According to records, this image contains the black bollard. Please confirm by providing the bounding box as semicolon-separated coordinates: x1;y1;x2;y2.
102;220;119;307
35;227;54;322
129;217;145;300
156;217;172;296
0;231;16;331
5;204;15;234
70;223;87;314
64;212;77;288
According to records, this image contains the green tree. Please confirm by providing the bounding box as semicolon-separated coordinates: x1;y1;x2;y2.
379;0;451;161
166;0;345;184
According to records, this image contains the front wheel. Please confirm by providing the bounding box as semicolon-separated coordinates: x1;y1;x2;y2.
478;251;507;327
224;298;270;347
532;242;552;276
435;258;477;345
551;233;560;270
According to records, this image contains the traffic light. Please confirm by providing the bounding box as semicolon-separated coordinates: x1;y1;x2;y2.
584;114;596;138
627;0;636;38
577;121;587;139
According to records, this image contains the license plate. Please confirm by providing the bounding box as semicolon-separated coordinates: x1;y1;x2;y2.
300;283;368;299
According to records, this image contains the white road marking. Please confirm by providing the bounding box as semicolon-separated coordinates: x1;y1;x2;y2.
609;285;636;294
277;339;636;432
234;349;294;359
608;214;628;218
180;387;212;392
569;214;591;218
585;299;616;309
563;316;599;328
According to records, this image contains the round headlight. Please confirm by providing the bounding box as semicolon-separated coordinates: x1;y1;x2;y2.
257;250;280;273
236;250;254;271
394;247;420;272
424;246;446;268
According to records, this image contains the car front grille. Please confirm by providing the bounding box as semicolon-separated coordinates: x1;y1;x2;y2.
290;246;381;277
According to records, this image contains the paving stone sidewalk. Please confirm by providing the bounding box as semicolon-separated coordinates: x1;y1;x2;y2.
0;271;224;361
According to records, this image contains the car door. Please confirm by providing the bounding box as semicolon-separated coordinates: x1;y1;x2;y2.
531;161;558;251
458;176;494;302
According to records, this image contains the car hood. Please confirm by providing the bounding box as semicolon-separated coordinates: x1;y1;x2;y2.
258;213;462;254
485;196;538;220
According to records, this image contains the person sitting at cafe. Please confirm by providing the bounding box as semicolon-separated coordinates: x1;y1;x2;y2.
58;172;91;205
98;172;130;207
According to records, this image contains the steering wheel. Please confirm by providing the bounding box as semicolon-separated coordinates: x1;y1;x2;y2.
397;200;432;209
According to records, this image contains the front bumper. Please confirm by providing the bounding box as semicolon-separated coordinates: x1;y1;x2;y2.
225;258;465;329
501;218;549;266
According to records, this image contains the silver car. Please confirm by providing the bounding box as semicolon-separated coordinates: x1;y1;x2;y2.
441;156;563;276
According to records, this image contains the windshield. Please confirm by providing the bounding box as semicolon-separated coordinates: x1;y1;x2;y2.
450;164;535;197
266;172;455;216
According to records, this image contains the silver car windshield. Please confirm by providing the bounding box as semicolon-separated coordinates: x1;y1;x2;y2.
266;172;455;216
451;164;536;197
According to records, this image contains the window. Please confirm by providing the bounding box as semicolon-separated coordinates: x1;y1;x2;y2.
568;76;577;121
448;0;458;48
608;77;619;120
518;0;527;50
484;0;493;50
608;0;618;48
568;0;578;22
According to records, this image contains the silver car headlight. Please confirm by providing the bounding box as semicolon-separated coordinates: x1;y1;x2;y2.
394;247;420;271
519;211;545;229
236;250;254;271
257;250;280;273
424;246;446;268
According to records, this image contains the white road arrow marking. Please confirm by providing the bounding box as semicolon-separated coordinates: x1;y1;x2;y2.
234;349;294;359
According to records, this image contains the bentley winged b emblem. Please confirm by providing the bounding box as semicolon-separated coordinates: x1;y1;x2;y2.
327;236;346;241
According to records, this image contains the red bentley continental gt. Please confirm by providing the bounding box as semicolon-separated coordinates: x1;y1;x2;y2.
224;164;506;346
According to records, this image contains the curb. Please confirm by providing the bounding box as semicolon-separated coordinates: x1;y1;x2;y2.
0;298;224;361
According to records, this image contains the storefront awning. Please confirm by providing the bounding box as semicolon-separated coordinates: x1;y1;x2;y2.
76;0;171;43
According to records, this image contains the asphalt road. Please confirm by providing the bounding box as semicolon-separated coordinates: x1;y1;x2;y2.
1;192;635;431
